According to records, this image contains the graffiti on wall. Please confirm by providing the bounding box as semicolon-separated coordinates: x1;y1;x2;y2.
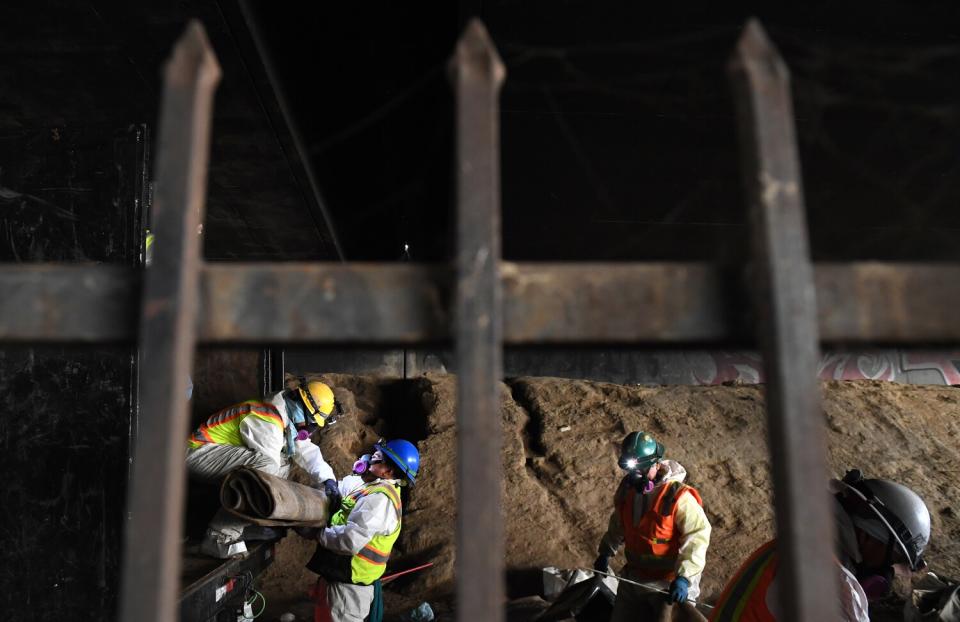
681;350;960;386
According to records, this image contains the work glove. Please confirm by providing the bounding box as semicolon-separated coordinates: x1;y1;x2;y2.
322;479;342;514
668;576;689;603
592;553;610;573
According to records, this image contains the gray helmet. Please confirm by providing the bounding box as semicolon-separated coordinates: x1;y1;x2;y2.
836;470;931;571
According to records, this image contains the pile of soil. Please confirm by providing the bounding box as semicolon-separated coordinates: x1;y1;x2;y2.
258;375;960;616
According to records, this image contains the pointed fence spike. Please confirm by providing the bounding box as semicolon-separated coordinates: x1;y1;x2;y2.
119;19;220;622
729;18;789;87
450;18;506;85
164;19;222;89
450;18;507;622
728;18;840;622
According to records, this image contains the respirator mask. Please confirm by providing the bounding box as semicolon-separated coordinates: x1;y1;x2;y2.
618;456;657;494
352;454;372;475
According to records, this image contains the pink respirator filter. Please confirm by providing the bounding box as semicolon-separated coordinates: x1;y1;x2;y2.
353;455;372;475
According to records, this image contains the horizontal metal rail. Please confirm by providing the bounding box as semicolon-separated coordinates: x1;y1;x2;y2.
2;262;959;344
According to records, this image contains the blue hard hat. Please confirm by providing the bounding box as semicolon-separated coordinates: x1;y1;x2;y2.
376;439;420;486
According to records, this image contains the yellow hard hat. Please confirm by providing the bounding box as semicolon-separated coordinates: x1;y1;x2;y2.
298;381;336;427
145;230;155;267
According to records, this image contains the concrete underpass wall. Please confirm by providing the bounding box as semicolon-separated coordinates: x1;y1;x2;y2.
286;348;960;386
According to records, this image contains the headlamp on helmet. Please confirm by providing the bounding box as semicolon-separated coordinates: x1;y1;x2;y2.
618;431;664;473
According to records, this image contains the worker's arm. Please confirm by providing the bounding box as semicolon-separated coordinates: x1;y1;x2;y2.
239;417;285;473
598;510;624;556
674;493;711;580
291;439;336;484
598;483;626;556
265;390;337;483
317;491;398;555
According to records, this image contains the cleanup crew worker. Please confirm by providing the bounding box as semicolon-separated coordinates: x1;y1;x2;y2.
595;432;712;622
186;378;345;558
710;469;931;622
302;439;420;622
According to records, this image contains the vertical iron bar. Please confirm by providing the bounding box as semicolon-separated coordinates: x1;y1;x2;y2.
729;20;839;622
272;347;286;392
450;19;506;622
119;21;220;622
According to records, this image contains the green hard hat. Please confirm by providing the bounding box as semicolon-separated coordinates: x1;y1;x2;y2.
618;431;664;472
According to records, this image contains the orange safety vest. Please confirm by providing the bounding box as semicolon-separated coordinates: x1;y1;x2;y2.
617;478;703;581
710;540;778;622
187;400;284;449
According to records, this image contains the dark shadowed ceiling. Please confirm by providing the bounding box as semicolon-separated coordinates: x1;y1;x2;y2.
3;1;960;263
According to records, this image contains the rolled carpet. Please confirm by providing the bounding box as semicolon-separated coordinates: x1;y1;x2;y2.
220;466;332;526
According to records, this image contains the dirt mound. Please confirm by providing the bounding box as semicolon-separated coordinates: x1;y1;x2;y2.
259;375;960;611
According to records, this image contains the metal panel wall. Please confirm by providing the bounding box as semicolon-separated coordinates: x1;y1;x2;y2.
0;127;147;618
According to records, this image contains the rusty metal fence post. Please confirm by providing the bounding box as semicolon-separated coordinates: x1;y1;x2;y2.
729;20;839;621
119;21;220;622
0;13;954;622
450;19;507;622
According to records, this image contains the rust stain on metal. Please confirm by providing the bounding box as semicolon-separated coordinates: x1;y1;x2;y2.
144;298;170;319
760;171;798;206
647;267;667;335
322;276;337;301
853;263;909;339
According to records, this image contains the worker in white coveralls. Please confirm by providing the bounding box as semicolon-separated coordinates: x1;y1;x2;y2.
186;378;345;558
594;431;712;622
710;469;931;622
299;439;420;622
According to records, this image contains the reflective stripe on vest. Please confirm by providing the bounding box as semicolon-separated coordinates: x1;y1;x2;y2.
710;540;778;622
328;482;402;585
187;400;283;449
618;479;703;581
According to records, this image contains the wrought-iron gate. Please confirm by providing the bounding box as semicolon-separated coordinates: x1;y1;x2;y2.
2;17;959;622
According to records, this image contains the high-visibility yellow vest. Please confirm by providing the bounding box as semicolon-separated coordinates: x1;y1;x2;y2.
187;400;283;449
306;482;402;585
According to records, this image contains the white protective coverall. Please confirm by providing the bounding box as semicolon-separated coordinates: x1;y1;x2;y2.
711;489;871;622
314;473;402;622
748;498;870;622
599;460;711;619
833;495;877;622
186;391;335;555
